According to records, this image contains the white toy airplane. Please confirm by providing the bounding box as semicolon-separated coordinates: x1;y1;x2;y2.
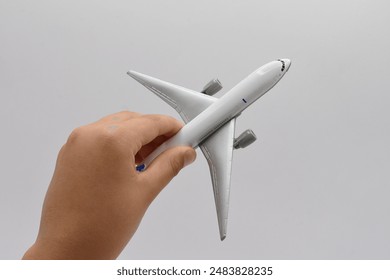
127;59;291;240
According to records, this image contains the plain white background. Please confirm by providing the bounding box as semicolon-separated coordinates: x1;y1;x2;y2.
1;0;389;259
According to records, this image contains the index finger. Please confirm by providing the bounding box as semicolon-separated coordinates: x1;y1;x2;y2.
123;114;183;155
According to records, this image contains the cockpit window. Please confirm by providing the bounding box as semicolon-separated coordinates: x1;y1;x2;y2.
277;59;285;71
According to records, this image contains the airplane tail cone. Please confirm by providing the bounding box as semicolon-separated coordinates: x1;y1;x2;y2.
218;216;228;241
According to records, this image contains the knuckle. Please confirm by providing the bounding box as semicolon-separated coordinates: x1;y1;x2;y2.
119;110;140;119
168;157;183;177
67;124;125;153
95;127;121;146
67;126;86;145
141;114;164;123
92;126;129;158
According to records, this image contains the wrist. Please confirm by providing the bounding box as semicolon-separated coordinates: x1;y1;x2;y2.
22;240;73;260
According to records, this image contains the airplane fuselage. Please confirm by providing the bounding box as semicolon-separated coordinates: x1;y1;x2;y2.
128;59;291;239
140;59;291;169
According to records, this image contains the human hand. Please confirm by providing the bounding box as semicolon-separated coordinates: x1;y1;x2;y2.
22;111;196;259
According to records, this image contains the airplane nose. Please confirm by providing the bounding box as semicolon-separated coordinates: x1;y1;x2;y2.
284;59;291;71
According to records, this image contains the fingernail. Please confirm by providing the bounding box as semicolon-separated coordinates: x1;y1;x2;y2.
183;149;196;167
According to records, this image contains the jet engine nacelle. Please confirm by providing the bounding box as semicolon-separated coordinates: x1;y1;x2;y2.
201;78;222;95
234;129;257;149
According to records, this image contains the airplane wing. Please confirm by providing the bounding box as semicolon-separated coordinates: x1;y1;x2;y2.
127;70;217;123
200;118;236;240
128;70;236;240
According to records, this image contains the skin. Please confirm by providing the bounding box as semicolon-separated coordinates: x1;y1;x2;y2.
22;111;196;259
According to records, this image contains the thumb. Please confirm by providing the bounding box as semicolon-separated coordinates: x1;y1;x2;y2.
140;146;196;198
